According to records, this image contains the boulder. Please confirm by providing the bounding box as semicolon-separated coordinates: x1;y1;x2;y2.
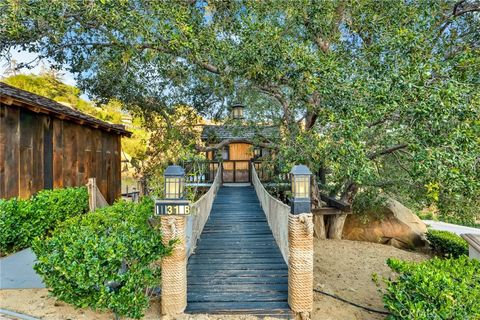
342;198;427;249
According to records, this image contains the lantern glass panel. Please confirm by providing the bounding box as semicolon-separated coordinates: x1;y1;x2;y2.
292;175;310;198
233;107;243;119
165;177;184;199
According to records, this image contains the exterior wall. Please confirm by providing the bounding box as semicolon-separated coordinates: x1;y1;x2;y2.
0;103;121;204
228;142;252;160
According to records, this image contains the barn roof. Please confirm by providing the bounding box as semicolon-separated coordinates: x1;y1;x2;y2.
0;82;131;136
201;124;277;141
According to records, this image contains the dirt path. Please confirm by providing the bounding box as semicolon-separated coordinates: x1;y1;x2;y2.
0;239;430;320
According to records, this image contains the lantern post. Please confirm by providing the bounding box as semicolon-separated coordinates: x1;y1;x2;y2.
288;165;314;319
151;165;190;316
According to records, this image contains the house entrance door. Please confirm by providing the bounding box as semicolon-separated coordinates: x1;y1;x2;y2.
222;160;251;183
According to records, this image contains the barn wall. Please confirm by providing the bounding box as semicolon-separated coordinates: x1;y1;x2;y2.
0;103;121;204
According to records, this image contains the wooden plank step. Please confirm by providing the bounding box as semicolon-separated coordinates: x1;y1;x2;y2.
188;257;285;263
188;283;288;292
187;277;288;285
188;263;288;270
186;301;291;314
188;292;288;302
188;270;287;277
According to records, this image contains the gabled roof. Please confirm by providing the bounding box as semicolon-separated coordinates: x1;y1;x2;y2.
201;124;277;142
0;82;131;136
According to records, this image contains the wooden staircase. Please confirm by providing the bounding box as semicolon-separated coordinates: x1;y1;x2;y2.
186;186;291;317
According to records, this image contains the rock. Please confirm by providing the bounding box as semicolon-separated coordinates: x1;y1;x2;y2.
342;198;427;249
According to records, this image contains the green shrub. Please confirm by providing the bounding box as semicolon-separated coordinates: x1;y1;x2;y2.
33;198;173;319
426;229;469;258
380;257;480;319
0;187;88;255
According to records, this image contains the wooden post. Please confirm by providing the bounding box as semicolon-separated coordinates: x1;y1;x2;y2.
159;215;187;315
87;177;97;212
288;213;313;319
87;177;109;211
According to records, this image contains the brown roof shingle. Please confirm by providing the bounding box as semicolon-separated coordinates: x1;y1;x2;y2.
0;82;131;136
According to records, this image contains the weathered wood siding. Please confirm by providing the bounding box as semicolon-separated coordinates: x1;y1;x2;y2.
0;103;121;203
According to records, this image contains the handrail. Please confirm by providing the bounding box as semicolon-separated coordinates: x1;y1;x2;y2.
185;165;222;257
251;165;290;263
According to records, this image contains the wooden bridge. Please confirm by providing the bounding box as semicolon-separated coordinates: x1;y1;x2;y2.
186;185;290;316
159;166;314;318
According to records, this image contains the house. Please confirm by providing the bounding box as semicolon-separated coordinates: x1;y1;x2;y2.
0;82;131;204
200;104;276;183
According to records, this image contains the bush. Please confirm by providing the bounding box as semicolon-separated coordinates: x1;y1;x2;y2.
33;198;173;319
0;187;88;255
380;257;480;319
426;229;469;258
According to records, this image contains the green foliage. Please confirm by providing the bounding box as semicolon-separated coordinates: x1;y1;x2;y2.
32;198;172;319
1;1;479;223
426;229;469;258
380;257;480;319
0;187;88;255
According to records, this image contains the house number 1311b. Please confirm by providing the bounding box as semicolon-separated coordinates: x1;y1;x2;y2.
155;200;191;216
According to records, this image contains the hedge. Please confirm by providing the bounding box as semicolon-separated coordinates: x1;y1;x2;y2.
426;229;469;258
33;198;173;319
380;257;480;319
0;187;89;255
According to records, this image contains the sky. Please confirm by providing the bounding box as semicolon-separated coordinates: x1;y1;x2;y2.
1;50;75;85
0;49;91;100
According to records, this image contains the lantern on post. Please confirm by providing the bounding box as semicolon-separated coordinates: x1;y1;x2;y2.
253;147;262;158
290;165;312;214
154;165;191;215
231;104;245;119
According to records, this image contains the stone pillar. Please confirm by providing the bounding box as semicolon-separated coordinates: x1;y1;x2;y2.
288;212;314;320
160;215;187;315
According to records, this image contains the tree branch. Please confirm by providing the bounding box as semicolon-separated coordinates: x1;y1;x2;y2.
368;144;408;160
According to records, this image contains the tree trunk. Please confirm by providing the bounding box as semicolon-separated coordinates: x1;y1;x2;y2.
313;214;326;239
327;181;358;239
328;213;347;239
311;175;328;239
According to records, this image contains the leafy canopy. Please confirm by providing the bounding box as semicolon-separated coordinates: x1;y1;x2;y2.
1;0;479;223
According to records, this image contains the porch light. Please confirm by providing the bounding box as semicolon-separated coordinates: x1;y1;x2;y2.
164;165;185;199
154;165;191;216
254;147;261;158
232;104;244;119
290;165;312;214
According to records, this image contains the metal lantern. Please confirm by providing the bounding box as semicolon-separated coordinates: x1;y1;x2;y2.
164;165;185;199
290;165;312;214
253;147;262;158
231;104;245;119
154;165;191;216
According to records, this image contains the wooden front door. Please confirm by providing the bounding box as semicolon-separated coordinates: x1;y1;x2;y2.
222;143;253;183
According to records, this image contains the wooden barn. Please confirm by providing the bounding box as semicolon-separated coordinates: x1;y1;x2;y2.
0;82;131;204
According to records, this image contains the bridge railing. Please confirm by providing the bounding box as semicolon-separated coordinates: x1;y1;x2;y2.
251;165;290;263
185;164;222;257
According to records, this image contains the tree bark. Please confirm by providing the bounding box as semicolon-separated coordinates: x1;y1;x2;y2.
311;175;328;239
313;214;326;239
327;213;347;239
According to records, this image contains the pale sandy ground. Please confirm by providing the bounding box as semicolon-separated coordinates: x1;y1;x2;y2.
0;239;429;320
